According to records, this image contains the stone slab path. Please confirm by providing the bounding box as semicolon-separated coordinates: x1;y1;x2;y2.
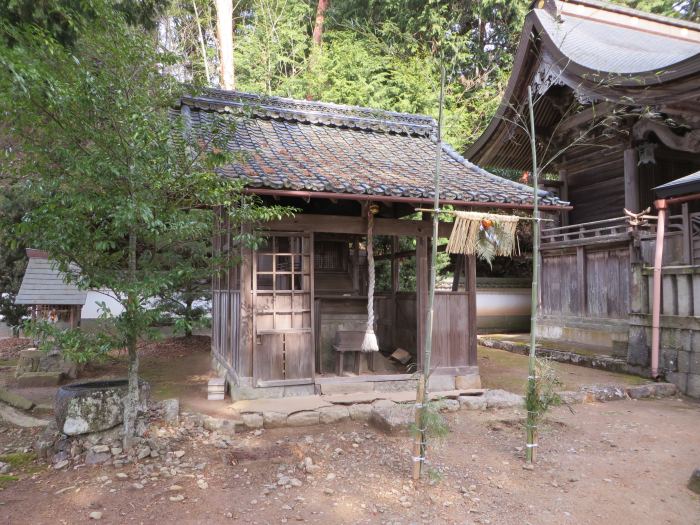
0;401;49;428
231;389;486;414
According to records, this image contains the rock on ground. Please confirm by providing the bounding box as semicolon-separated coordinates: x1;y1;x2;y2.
0;388;35;411
689;468;700;495
0;402;49;428
369;403;415;433
481;389;524;409
458;395;487;410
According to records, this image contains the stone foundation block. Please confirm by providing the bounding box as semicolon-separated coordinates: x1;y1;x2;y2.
286;411;319;427
348;403;373;421
16;371;62;388
455;374;481;390
318;405;350;424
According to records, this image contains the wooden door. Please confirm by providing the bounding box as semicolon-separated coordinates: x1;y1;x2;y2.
253;233;314;386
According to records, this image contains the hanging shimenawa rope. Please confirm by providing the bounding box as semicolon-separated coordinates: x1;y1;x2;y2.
446;211;520;259
361;204;380;352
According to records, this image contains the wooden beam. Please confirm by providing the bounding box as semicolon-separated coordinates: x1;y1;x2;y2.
624;147;640;213
264;214;454;237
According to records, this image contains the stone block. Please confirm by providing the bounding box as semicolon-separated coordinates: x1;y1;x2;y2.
0;387;35;411
661;349;679;373
348;403;373;421
282;385;316;397
427;374;455;391
665;372;688;396
16;371;62;388
627;326;649;367
318;405;350;424
15;348;77;379
687;373;700;399
240;413;262;429
15;349;42;377
161;398;179;425
557;391;585;405
580;385;628;402
369;404;414;434
455;374;481;390
232;385;285;401
372;380;418;393
286;411;319;427
85;450;111;465
458;395;486;410
482;389;524;409
320;382;374;395
263;411;287;428
689;349;700;375
440;399;460;412
203;416;236;435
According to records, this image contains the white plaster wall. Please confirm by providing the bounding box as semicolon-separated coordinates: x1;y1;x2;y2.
476;287;531;317
81;290;125;319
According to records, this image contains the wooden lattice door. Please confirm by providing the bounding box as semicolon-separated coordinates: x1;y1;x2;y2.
252;233;314;386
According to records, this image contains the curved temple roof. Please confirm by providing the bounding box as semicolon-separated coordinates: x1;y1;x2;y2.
467;0;700;170
178;90;567;208
538;0;700;74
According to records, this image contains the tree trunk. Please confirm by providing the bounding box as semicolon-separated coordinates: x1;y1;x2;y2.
215;0;234;90
123;231;140;449
307;0;330;100
185;297;194;337
312;0;330;46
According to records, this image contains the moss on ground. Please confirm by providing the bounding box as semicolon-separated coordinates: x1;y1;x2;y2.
0;452;37;469
0;474;19;489
478;345;649;392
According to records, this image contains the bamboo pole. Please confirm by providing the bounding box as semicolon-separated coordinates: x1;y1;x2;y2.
412;65;445;481
526;85;539;464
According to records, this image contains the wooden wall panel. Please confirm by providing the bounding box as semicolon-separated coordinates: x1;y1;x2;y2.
432;293;471;368
254;333;284;381
285;332;314;380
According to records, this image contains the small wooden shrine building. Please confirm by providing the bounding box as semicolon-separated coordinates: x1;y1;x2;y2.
180;90;567;399
466;0;700;396
15;249;85;328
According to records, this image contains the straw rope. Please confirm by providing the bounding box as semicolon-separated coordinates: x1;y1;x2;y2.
446;211;520;256
361;207;379;352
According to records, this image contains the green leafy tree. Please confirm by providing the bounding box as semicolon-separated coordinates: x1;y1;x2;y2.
0;188;29;335
0;6;290;446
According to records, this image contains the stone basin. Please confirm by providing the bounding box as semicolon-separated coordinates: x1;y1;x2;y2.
54;379;149;436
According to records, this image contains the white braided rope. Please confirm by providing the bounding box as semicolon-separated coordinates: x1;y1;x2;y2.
362;209;379;352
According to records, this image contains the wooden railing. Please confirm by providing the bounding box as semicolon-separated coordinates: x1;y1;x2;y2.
541;217;634;245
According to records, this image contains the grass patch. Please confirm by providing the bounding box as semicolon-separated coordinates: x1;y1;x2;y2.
0;474;19;489
0;452;37;469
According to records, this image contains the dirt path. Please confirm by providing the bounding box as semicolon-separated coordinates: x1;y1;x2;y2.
1;397;698;525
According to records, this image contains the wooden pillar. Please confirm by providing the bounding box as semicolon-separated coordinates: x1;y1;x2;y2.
559;169;569;226
624;147;640;213
451;255;463;291
391;237;399;348
238;224;254;379
466;254;477;366
416;236;428;371
576;246;587;315
682;202;691;265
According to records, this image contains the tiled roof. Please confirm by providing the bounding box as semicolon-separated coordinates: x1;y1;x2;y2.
15;256;86;306
179;90;566;207
536;8;700;74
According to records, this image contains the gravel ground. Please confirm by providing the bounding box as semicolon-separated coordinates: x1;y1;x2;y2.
1;397;699;525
